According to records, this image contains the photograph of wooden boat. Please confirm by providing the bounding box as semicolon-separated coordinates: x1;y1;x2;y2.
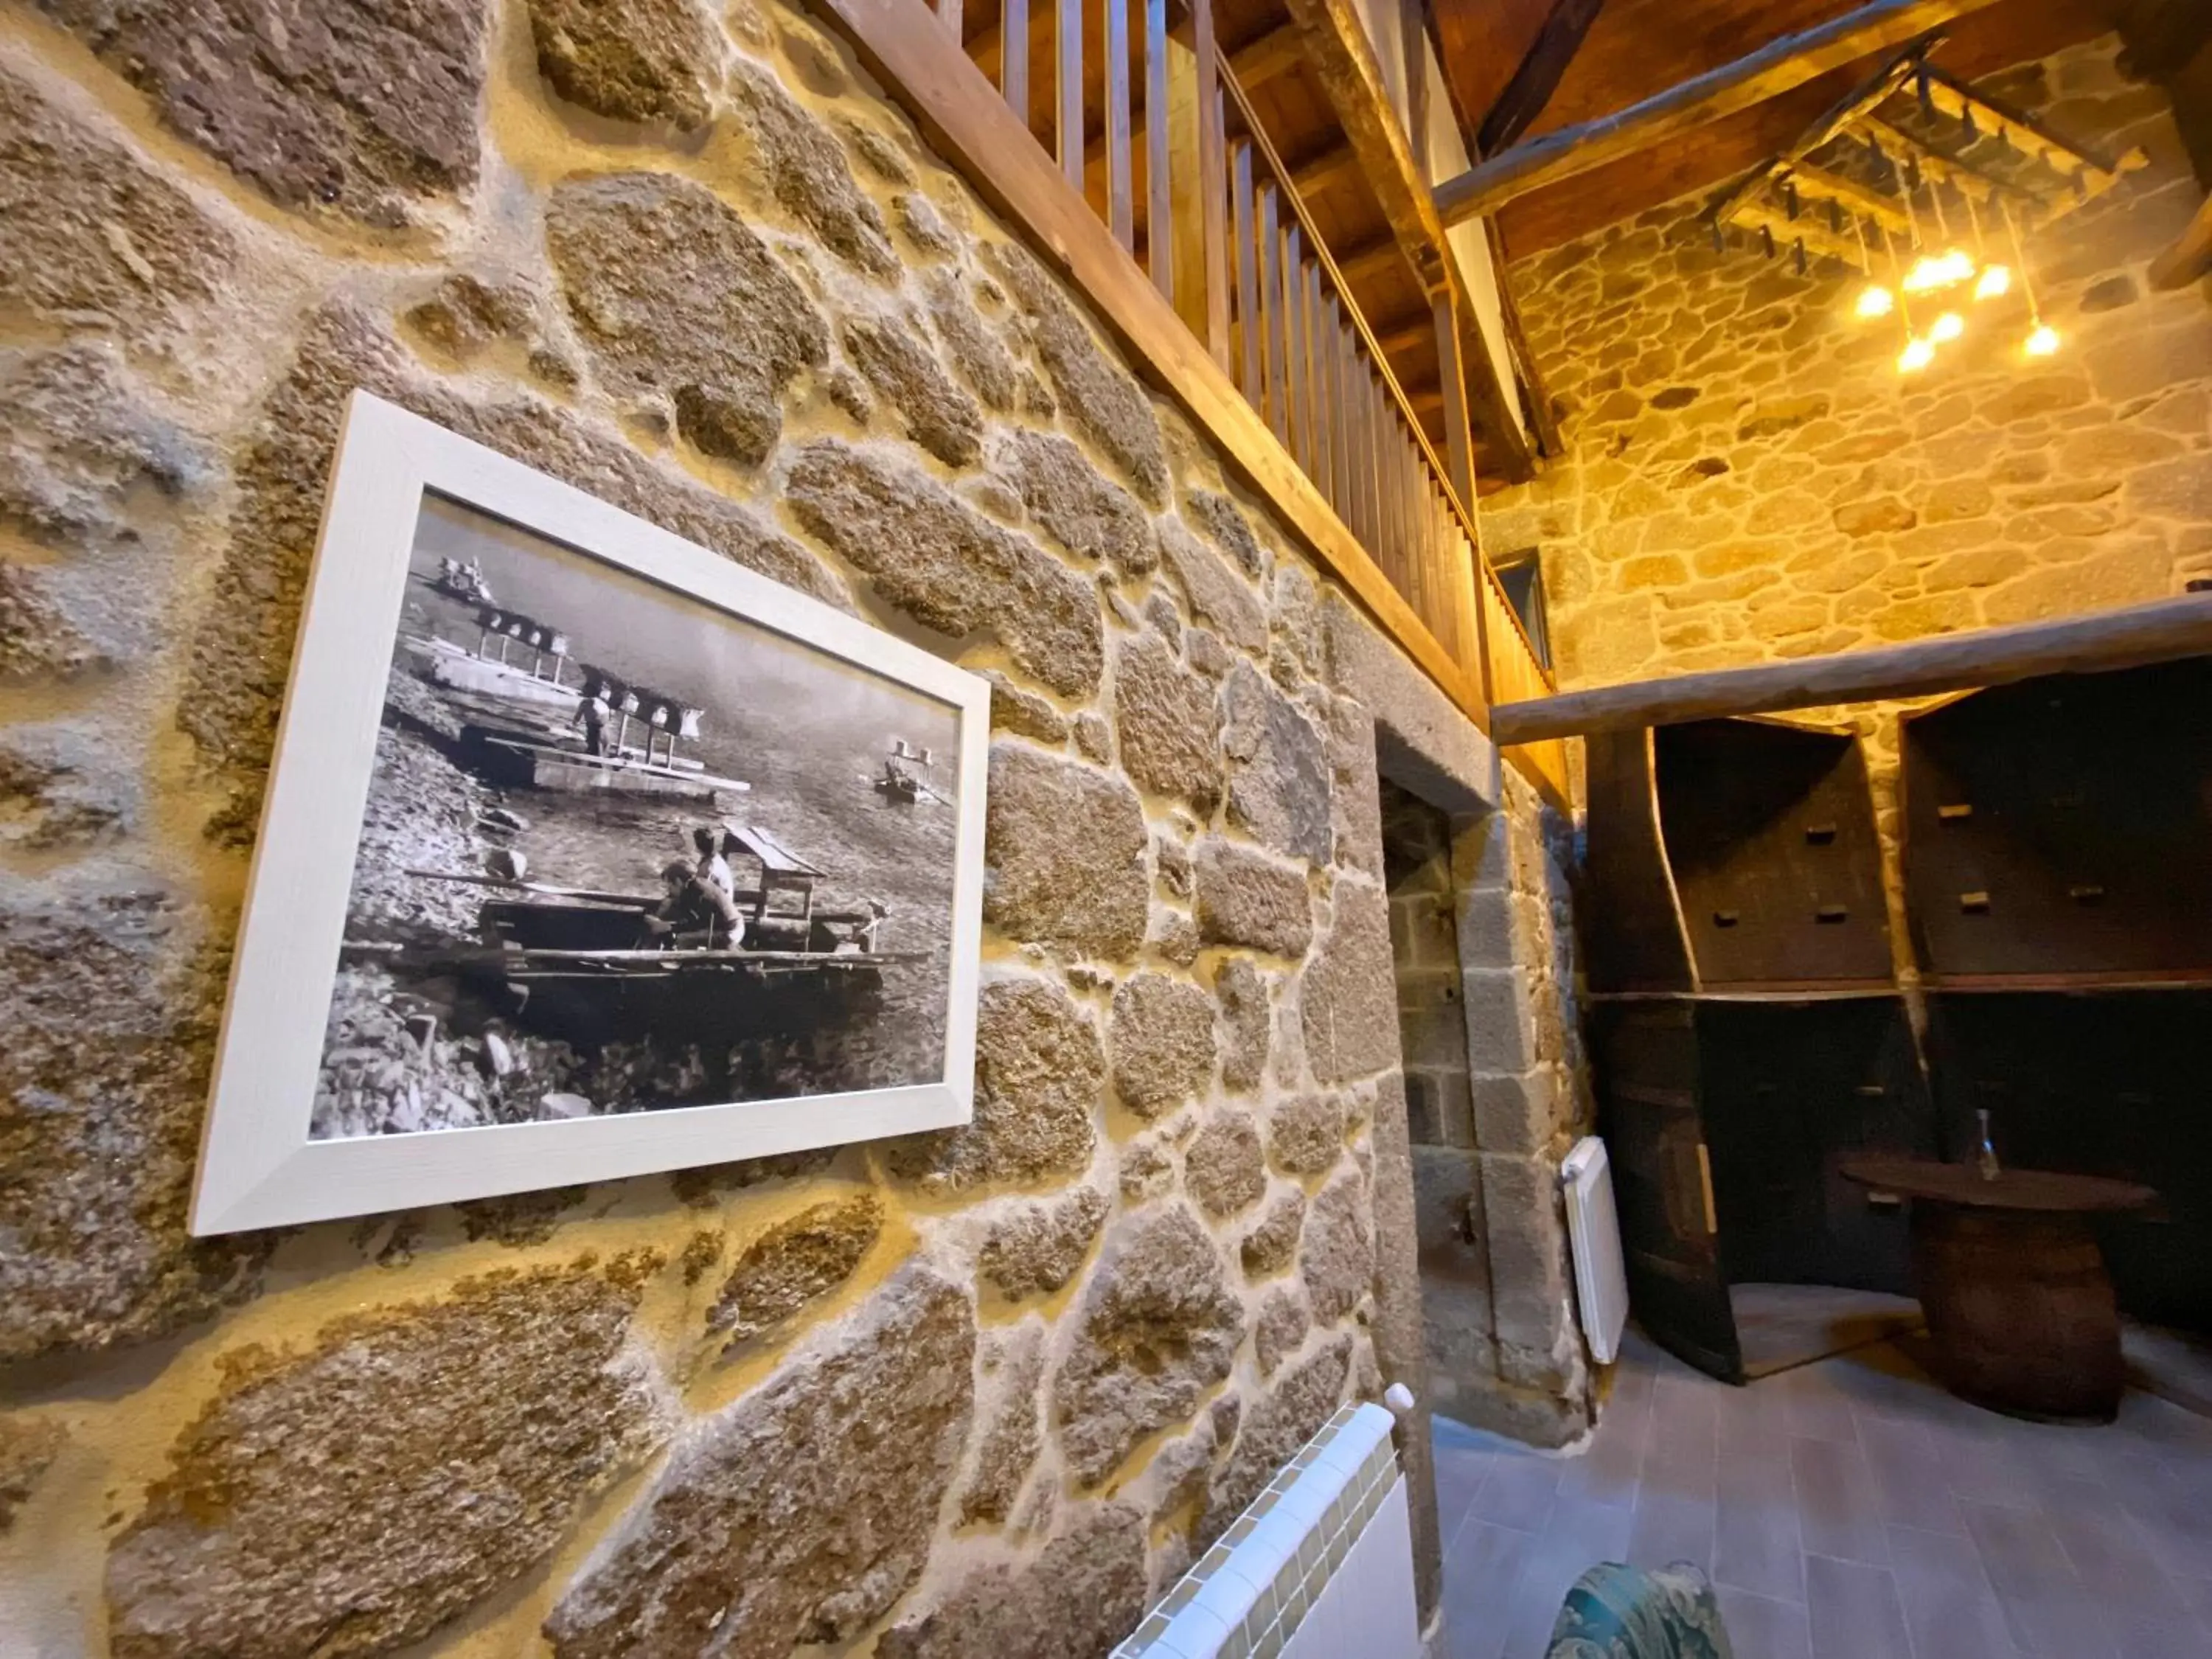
310;489;962;1139
401;603;582;712
867;738;952;805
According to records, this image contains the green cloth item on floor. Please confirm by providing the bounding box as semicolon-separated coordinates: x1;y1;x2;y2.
1545;1561;1736;1659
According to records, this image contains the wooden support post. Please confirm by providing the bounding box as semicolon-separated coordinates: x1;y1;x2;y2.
1434;0;2006;226
1489;594;2212;744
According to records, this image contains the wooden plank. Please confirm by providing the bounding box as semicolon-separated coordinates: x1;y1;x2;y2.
1777;159;1910;233
1855;115;2000;200
1057;0;1083;189
1290;141;1361;197
1281;0;1538;482
1434;0;2008;226
1106;0;1134;246
800;0;1492;740
1231;139;1262;403
1489;594;2212;744
1721;196;1870;271
1921;64;2132;178
1001;0;1029;122
1478;0;1607;156
1338;234;1407;289
1228;21;1303;88
936;0;962;40
1147;0;1173;293
2150;189;2212;289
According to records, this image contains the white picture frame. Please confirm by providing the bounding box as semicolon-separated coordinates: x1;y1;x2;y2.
189;392;988;1235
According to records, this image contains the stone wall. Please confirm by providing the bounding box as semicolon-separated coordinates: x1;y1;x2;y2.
0;0;1571;1646
1385;773;1595;1448
1484;36;2212;945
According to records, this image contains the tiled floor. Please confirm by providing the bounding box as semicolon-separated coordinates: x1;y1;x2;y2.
1433;1325;2212;1658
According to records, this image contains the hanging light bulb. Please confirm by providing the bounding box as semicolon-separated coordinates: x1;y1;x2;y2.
2025;323;2061;357
1857;284;1896;319
1899;336;1937;373
1930;311;1966;344
1975;263;2013;301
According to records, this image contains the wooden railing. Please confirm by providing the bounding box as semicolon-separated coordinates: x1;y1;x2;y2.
807;0;1568;806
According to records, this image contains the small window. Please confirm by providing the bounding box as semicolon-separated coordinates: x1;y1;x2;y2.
1492;548;1553;672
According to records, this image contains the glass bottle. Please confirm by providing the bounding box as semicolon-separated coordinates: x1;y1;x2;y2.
1975;1108;2001;1182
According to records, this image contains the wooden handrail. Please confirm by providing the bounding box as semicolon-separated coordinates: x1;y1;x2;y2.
800;0;1571;809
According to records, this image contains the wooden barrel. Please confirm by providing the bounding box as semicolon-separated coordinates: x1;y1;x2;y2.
1910;1203;2122;1422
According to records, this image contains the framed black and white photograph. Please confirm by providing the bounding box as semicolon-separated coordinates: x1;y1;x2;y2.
190;392;988;1234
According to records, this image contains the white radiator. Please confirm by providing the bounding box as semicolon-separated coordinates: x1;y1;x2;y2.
1562;1135;1631;1365
1113;1402;1421;1659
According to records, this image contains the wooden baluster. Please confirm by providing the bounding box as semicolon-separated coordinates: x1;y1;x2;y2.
1231;142;1260;406
1319;299;1344;515
1372;380;1397;588
1335;318;1357;518
1057;0;1082;189
1194;0;1230;369
1145;0;1172;296
1282;224;1307;474
1258;185;1285;441
1304;262;1325;494
1001;0;1029;125
938;0;964;40
1348;338;1371;546
1357;369;1381;565
1105;0;1133;246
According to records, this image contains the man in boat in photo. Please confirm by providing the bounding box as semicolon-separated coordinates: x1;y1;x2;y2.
640;858;745;949
574;683;611;757
693;825;735;896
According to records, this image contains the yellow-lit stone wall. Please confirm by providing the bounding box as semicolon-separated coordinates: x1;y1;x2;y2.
0;0;1598;1646
1485;36;2211;942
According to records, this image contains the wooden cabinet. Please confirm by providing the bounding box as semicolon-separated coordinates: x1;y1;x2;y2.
1901;658;2212;984
1587;717;1893;993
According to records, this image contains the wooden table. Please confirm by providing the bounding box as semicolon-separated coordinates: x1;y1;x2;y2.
1840;1158;2157;1423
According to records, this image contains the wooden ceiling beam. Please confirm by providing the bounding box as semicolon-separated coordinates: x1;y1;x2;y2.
1290;139;1362;197
1228;23;1305;90
1477;0;1607;156
1434;0;2008;227
1489;593;2212;744
1335;232;1412;288
1283;0;1537;482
